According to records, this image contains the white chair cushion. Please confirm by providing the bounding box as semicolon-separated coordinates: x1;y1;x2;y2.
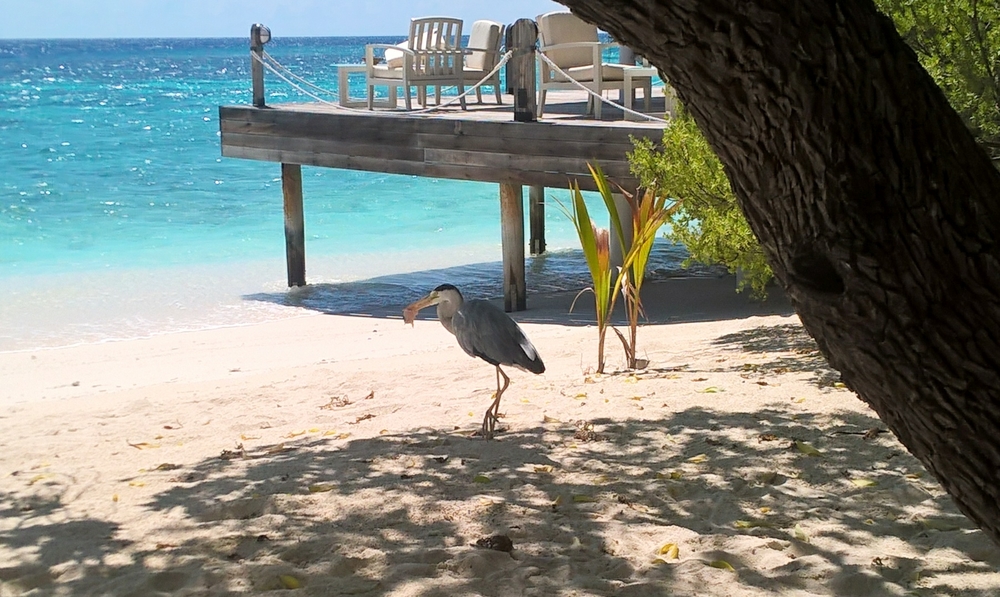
465;20;501;71
383;41;409;68
537;12;599;69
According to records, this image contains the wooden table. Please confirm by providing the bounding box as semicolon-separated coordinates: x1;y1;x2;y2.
622;65;657;120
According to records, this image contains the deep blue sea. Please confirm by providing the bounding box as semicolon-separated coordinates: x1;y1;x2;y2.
0;37;710;352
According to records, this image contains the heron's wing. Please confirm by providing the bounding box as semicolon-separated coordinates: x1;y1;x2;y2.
454;300;545;374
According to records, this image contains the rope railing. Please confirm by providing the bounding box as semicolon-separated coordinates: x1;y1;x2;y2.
251;48;513;115
260;50;341;100
536;51;668;123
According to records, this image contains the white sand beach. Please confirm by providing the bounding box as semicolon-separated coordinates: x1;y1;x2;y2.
2;276;999;596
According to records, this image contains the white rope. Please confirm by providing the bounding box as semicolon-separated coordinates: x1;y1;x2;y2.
260;49;341;99
251;48;513;115
537;51;667;123
252;51;340;106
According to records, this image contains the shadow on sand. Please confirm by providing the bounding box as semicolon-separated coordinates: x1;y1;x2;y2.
3;325;998;596
244;250;792;329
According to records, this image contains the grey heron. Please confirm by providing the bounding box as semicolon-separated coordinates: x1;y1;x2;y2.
403;284;545;439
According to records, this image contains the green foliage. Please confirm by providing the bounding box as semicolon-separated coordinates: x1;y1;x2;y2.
628;113;773;298
627;3;1000;299
875;0;1000;156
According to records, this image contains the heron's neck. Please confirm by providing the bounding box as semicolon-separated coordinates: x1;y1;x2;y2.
437;305;456;335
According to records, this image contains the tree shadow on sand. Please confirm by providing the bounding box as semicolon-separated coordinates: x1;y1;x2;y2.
3;405;999;596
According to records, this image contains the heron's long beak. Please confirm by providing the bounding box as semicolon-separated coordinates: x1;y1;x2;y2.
402;291;440;326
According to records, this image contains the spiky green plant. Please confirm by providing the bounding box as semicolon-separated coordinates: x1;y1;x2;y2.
558;163;677;372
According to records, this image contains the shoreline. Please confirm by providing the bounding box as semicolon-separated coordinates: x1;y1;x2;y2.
2;276;999;595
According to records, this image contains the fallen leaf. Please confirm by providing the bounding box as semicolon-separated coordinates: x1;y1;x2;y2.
308;428;320;433
551;495;563;507
284;430;306;438
794;441;823;457
697;387;722;394
27;474;48;485
154;463;180;471
278;574;301;589
687;453;708;464
864;519;876;525
574;393;587;400
533;465;554;473
572;494;596;503
240;434;261;441
624;375;638;384
708;560;735;571
920;518;962;531
759;506;771;514
127;441;160;450
793;524;809;542
473;474;491;484
692;377;708;382
308;483;335;493
850;478;877;488
792;397;806;404
833;381;847;389
658;543;680;559
905;472;924;480
112;494;119;502
128;481;145;487
543;415;561;424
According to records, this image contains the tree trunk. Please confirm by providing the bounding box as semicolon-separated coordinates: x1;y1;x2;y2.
557;0;1000;545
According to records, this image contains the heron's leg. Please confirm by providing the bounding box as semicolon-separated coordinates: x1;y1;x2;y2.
482;365;510;439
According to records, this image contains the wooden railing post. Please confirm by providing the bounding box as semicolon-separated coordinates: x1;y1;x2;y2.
500;182;527;312
507;19;537;123
609;191;633;273
250;24;269;108
529;185;545;255
282;163;306;287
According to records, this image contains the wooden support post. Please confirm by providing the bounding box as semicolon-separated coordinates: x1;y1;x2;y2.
529;185;546;255
508;19;537;123
282;163;306;287
250;24;269;108
500;182;526;312
609;192;633;273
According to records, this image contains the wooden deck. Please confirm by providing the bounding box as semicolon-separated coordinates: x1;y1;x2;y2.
219;90;668;192
218;87;669;310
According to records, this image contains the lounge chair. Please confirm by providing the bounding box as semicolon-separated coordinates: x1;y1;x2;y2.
535;11;626;119
463;20;504;104
365;17;467;110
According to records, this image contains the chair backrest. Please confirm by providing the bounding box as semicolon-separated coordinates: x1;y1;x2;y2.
409;16;463;51
536;12;599;69
465;20;503;71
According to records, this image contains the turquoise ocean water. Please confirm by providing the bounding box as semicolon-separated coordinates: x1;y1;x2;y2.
0;37;713;353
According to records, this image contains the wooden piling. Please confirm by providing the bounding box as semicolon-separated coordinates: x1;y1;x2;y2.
499;182;526;312
529;185;545;255
508;19;538;123
282;163;306;287
251;24;266;108
609;191;633;272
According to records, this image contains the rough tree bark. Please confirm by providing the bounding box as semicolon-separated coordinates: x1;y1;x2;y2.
556;0;1000;544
